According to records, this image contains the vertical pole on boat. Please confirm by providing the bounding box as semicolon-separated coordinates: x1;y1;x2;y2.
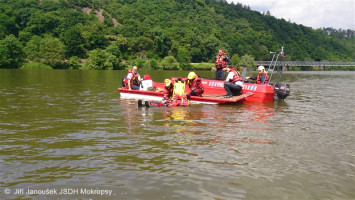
268;49;280;84
241;67;248;81
277;46;284;83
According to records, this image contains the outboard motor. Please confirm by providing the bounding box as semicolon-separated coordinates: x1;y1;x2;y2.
274;82;290;101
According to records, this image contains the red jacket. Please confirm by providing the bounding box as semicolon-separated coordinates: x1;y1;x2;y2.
215;52;227;69
256;72;269;84
163;84;173;100
229;69;243;83
187;76;204;96
123;69;140;87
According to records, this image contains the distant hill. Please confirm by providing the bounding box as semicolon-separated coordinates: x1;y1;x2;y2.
0;0;354;69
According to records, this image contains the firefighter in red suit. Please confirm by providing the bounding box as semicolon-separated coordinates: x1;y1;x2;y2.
186;72;204;97
163;79;174;101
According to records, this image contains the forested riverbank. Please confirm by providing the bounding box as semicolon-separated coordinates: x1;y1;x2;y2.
1;0;354;70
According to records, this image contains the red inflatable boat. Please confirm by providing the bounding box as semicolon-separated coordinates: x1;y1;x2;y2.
118;75;289;104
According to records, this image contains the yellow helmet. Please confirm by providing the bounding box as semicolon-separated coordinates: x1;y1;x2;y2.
188;72;196;80
164;79;171;86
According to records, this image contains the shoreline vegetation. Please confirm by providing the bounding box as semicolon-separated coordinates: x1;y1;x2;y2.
17;61;354;71
1;0;354;71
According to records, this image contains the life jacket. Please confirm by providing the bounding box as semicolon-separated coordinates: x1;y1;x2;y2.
256;72;269;84
172;80;186;97
229;69;243;83
215;53;226;69
169;80;189;106
123;69;139;87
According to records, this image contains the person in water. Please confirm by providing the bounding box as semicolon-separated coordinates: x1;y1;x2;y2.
186;72;204;97
223;66;243;98
246;65;269;84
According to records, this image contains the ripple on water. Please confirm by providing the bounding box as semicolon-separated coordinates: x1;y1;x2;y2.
1;71;354;199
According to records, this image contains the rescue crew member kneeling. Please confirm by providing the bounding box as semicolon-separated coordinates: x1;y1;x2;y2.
223;66;243;98
186;72;204;97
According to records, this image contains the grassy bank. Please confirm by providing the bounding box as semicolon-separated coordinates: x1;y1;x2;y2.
190;63;215;71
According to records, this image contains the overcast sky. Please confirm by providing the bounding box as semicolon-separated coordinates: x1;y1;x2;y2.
226;0;355;30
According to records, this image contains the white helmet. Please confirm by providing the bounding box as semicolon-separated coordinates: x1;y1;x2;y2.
257;66;265;71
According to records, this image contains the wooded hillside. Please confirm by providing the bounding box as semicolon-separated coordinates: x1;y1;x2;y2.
1;0;354;70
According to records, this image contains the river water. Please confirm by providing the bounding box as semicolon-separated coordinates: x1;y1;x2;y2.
0;69;354;200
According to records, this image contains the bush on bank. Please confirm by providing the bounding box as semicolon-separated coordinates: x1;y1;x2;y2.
20;62;52;69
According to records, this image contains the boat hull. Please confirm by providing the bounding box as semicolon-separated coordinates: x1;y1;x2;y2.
200;79;275;102
118;77;276;104
118;88;253;105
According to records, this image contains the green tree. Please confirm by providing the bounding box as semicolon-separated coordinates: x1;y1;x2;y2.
24;35;41;61
61;26;85;58
40;35;65;67
153;29;172;58
134;58;147;69
133;36;154;53
0;34;24;68
26;11;60;36
103;11;114;27
161;56;179;70
202;36;222;62
149;58;160;70
0;12;19;39
190;47;202;63
176;47;192;70
239;54;256;70
83;49;118;70
230;54;240;66
256;45;269;61
68;56;81;69
106;43;121;59
20;62;52;69
82;22;108;50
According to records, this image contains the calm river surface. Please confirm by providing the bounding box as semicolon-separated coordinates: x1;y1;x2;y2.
0;69;354;200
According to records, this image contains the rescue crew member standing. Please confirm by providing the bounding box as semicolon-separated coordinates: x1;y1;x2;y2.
127;66;143;90
214;48;231;80
246;65;269;84
223;66;243;98
186;72;204;96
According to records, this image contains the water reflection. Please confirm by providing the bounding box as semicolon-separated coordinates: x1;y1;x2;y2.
116;99;278;154
117;99;144;134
